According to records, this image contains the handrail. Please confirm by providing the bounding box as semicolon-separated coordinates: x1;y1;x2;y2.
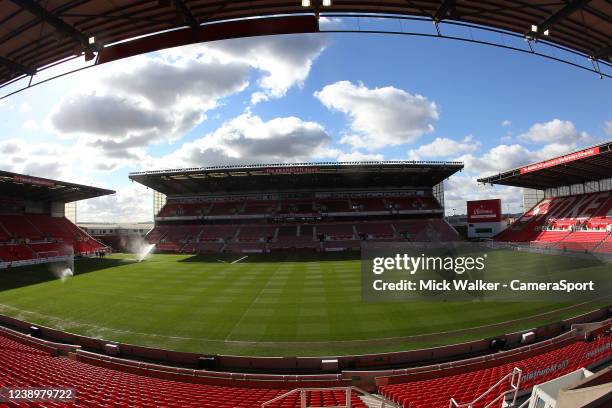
516;397;531;408
261;386;400;408
449;367;522;408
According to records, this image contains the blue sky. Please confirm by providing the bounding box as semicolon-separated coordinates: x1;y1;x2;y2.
0;29;610;222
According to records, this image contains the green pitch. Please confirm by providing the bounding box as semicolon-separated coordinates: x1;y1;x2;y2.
0;252;606;356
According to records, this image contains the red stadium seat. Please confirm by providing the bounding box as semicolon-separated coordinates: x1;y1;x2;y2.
497;191;611;252
379;336;612;408
0;332;366;408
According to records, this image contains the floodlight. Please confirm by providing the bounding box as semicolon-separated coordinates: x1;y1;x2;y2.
301;0;311;7
543;29;549;36
322;0;332;6
88;36;95;44
531;25;537;32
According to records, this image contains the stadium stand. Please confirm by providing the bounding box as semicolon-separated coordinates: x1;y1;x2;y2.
0;319;609;408
378;335;612;408
0;214;43;240
480;143;612;253
317;224;355;240
0;329;366;408
131;162;462;255
0;171;113;265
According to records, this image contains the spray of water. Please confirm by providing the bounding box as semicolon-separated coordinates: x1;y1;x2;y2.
50;263;74;282
124;235;156;262
136;243;156;262
59;268;73;281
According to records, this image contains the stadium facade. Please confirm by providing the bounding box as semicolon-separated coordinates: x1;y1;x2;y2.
129;161;464;253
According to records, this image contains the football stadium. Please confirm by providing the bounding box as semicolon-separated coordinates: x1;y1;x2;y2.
0;1;611;408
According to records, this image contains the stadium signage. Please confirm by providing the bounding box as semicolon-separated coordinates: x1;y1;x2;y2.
265;167;319;174
467;199;502;223
519;147;600;174
12;175;55;187
522;360;569;382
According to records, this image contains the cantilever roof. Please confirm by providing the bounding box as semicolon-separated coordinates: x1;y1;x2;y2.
0;170;115;203
1;1;611;89
477;141;612;190
129;161;464;195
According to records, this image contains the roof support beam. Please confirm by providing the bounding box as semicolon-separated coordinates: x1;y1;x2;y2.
0;55;35;76
531;0;593;38
433;0;456;22
592;44;611;61
7;0;92;50
200;0;230;23
171;0;199;28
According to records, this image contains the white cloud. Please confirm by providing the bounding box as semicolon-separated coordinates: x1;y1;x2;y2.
48;54;251;170
19;102;32;113
314;81;438;150
408;136;480;160
501;120;511;127
444;174;523;215
23;119;39;130
604;120;612;136
164;34;327;104
46;35;327;171
77;184;152;223
156;113;335;168
0;138;72;180
518;118;591;145
455;141;578;178
318;17;343;29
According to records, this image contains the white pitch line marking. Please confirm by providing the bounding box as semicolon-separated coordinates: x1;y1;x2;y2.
231;256;248;264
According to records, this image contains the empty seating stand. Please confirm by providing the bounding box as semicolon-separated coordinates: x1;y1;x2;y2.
351;198;388;212
557;231;610;252
317;224;355;240
379;336;612;408
149;194;463;254
238;225;276;242
0;244;36;262
0;213;107;263
497;191;611;252
355;223;395;238
0;215;42;240
0;332;366;408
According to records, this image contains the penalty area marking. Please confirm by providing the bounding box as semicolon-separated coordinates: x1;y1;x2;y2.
231;256;248;264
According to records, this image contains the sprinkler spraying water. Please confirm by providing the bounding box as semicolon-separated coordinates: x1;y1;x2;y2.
136;243;155;262
50;257;74;282
59;268;73;281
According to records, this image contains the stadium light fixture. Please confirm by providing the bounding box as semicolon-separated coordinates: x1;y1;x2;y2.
322;0;332;6
531;25;538;32
543;29;550;36
301;0;311;7
88;36;95;44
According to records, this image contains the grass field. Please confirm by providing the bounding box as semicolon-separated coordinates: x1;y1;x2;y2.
0;251;608;356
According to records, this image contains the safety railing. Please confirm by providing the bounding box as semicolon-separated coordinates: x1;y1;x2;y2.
449;367;522;408
261;385;399;408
